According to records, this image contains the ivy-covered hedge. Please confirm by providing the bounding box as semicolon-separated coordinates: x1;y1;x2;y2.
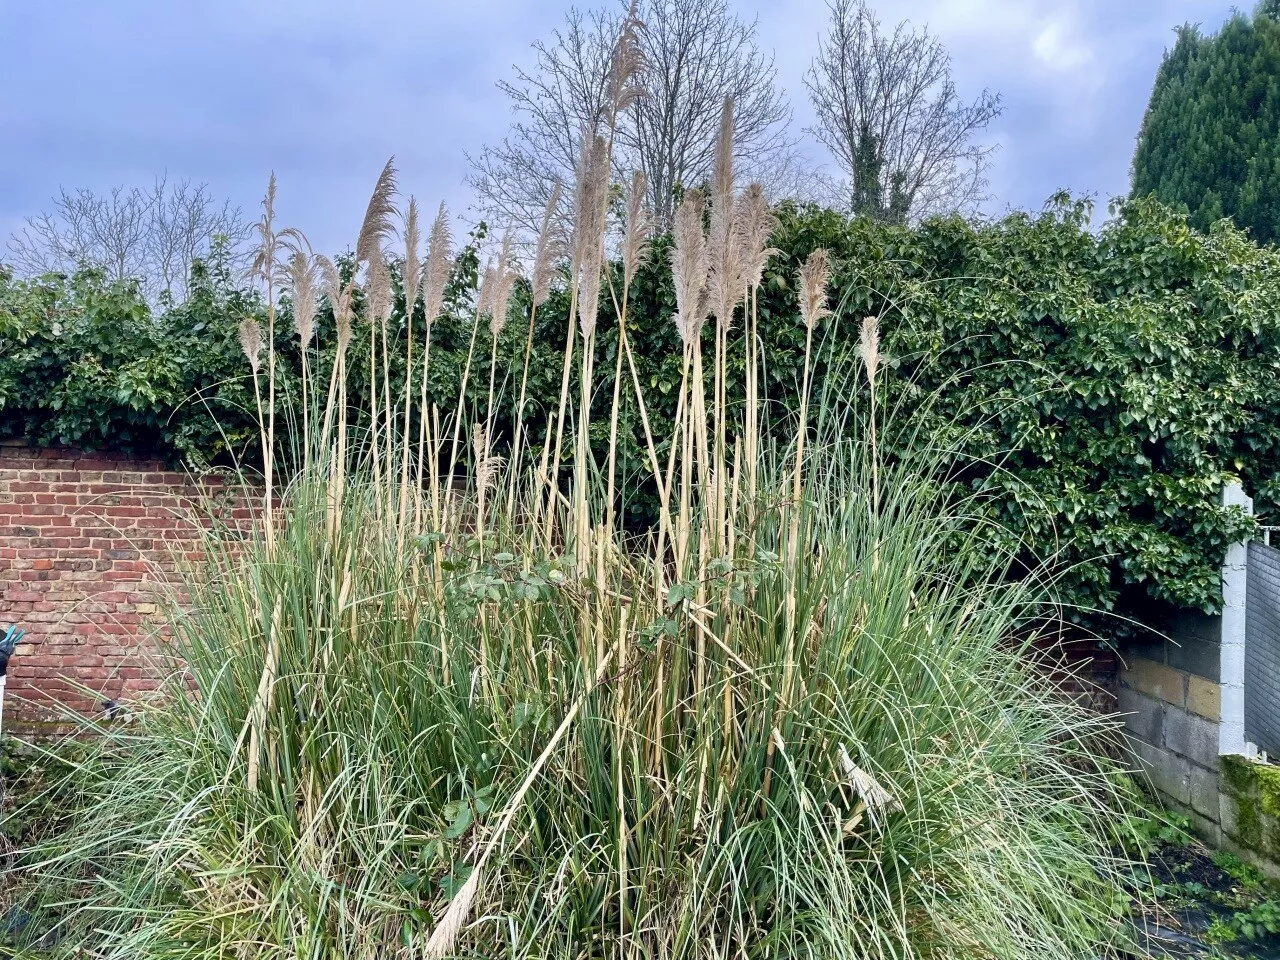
1;196;1277;626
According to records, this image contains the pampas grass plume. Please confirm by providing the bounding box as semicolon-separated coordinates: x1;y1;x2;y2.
532;183;565;308
798;248;833;332
238;317;263;373
671;189;708;346
422;202;452;328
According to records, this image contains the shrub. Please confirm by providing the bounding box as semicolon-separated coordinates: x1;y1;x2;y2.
2;195;1276;625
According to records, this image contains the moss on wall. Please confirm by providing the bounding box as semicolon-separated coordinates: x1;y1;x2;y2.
1222;755;1280;856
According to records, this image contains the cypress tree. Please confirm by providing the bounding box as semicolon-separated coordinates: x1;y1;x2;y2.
1131;3;1280;244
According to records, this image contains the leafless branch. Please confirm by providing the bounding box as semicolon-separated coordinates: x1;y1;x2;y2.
6;176;250;302
804;0;1002;220
469;0;800;234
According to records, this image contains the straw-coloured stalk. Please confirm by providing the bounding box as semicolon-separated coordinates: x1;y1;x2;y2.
398;198;423;536
605;169;652;533
706;95;741;554
544;126;608;556
735;182;778;510
767;247;833;801
484;232;516;477
670;187;709;568
288;250;319;453
571;133;610;575
248;173;305;552
707;95;742;331
238;316;268;518
860;313;883;512
417;203;453;513
510;184;565;514
316;255;353;446
424;639;620;958
366;254;395;492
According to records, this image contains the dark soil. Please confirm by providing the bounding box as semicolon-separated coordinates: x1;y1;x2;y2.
1126;812;1280;959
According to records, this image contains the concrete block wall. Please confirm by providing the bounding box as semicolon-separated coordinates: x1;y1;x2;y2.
1119;648;1225;840
0;443;253;732
1117;483;1280;872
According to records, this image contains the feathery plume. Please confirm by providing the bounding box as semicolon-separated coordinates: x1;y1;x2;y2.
424;865;481;958
402;197;422;314
671;189;709;347
531;183;565;308
422;202;453;329
288;251;319;346
798;248;833;332
248;173;306;292
707;96;743;329
571;133;610;341
839;745;901;827
713;95;735;209
248;173;279;289
238;317;263;373
476;258;497;322
335;310;352;354
622;169;651;290
489;231;516;338
605;1;645;120
317;255;352;344
736;182;778;292
859;314;881;386
472;422;504;495
356;158;398;265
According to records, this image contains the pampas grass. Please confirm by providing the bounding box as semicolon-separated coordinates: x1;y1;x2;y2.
5;42;1145;959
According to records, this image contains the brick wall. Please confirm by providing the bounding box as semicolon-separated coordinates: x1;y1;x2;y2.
0;442;252;732
0;440;1120;735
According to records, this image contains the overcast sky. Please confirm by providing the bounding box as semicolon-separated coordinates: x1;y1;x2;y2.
0;0;1242;257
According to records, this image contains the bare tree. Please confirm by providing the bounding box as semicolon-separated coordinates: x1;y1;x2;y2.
470;0;798;233
7;176;249;302
805;0;1002;221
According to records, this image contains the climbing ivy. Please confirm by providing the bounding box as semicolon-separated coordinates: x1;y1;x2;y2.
1;195;1276;626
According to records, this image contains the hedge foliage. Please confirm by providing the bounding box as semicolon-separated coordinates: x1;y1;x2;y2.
1;196;1276;626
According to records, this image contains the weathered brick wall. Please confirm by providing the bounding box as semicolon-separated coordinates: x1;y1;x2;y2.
0;442;251;732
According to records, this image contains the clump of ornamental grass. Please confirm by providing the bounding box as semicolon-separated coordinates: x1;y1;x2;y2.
5;417;1142;960
4;25;1146;955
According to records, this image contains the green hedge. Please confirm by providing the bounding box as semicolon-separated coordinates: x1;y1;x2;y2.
2;196;1276;626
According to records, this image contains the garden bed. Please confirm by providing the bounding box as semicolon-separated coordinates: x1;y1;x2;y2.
1129;809;1280;958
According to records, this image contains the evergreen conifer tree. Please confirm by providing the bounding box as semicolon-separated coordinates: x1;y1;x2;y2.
1131;3;1280;244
